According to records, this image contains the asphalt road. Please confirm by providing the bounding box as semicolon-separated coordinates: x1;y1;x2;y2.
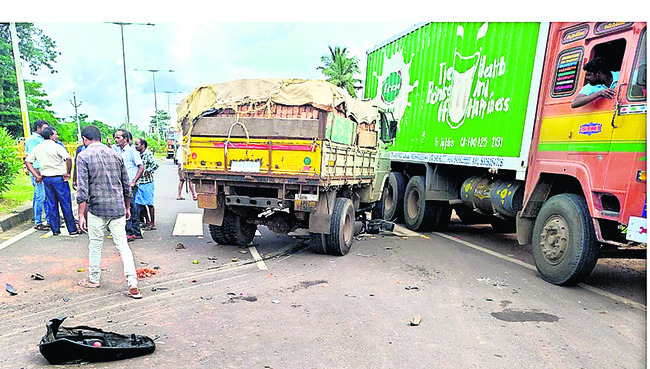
0;159;646;368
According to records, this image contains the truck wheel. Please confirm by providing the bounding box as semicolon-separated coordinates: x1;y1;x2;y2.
326;198;355;256
310;233;328;254
404;176;434;231
224;211;257;246
384;172;407;222
532;194;598;286
208;224;229;244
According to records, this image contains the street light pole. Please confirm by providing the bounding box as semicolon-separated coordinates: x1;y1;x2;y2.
70;92;82;142
161;91;183;115
107;22;154;132
134;69;174;142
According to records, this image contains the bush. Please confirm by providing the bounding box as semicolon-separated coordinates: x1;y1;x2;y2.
0;127;22;195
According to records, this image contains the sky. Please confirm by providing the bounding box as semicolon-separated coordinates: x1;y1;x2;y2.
28;22;416;134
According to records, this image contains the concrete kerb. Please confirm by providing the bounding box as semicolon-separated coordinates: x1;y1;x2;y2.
0;156;169;234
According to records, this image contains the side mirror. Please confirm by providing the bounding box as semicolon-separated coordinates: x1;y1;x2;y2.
389;120;398;140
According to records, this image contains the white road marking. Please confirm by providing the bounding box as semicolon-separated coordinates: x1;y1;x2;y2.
0;228;36;251
172;213;204;236
248;246;268;270
432;231;647;311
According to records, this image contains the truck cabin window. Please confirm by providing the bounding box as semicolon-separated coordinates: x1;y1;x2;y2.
629;29;647;101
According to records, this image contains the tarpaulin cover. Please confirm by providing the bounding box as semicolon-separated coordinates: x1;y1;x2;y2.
176;79;380;136
39;317;155;364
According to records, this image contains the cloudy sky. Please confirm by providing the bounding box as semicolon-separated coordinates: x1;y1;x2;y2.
28;22;415;133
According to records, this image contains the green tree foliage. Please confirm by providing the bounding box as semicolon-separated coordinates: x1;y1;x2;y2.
317;45;362;97
149;110;171;141
0;23;60;136
0;126;22;194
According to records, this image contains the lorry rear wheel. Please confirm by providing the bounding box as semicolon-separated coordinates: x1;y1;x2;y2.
326;198;355;256
224;211;257;246
208;224;229;244
384;172;407;222
403;176;434;231
532;194;598;286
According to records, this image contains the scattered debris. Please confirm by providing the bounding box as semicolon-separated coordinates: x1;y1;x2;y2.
136;269;157;279
486;298;494;302
192;260;199;265
231;257;238;262
200;296;213;300
239;249;248;254
63;297;70;302
150;287;168;292
31;273;45;280
405;286;419;291
271;299;281;304
356;253;375;257
76;268;85;273
207;257;218;261
190;279;198;283
6;283;17;296
153;266;160;270
139;261;149;265
410;315;422;326
175;243;186;250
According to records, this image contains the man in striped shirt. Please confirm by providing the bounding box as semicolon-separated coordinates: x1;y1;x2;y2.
76;125;142;299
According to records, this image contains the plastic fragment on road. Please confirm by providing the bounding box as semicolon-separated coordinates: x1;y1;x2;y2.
231;257;238;262
76;268;85;272
31;273;45;280
192;260;199;264
5;283;17;296
39;317;155;365
175;243;186;250
410;315;422;326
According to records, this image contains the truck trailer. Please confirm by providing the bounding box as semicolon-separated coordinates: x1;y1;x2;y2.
177;79;394;255
365;22;646;285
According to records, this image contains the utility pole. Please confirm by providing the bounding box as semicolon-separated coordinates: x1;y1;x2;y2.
134;69;174;142
70;93;82;142
9;23;30;138
107;22;155;132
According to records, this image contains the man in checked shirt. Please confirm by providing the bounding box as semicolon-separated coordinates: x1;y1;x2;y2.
75;125;142;299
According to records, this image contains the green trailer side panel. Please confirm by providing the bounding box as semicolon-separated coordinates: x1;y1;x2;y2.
365;22;541;159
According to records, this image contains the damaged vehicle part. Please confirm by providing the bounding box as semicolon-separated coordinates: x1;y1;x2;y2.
39;317;155;364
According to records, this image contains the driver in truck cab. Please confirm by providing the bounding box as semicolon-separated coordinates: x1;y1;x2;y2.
571;57;620;108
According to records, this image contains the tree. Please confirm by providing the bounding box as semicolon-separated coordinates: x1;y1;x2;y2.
0;23;60;136
149;110;170;141
317;45;362;97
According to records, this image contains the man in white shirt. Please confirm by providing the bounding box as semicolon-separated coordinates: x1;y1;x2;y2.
25;127;80;236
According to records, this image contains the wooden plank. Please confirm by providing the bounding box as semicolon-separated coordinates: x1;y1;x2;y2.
193;117;320;138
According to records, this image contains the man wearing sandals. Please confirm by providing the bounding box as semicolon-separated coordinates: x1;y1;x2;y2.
134;138;159;231
75;126;142;299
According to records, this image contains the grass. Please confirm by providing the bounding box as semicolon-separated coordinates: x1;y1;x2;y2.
0;172;33;215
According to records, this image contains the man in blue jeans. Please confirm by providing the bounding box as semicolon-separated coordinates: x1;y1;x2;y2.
112;129;144;241
24;127;80;236
25;120;50;231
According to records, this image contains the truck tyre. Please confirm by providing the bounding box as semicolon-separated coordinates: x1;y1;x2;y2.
532;194;599;286
403;176;435;231
384;172;407;222
224;211;257;246
326;198;355;256
208;224;229;244
310;233;328;254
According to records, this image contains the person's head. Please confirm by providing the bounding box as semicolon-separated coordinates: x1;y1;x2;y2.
134;138;148;153
81;125;102;145
41;127;56;140
583;57;612;86
113;129;130;148
33;120;49;135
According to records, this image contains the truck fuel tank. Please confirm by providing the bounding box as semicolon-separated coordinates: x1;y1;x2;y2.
460;176;524;218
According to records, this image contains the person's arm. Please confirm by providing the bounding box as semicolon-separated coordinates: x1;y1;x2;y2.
571;88;616;108
24;161;42;182
77;201;88;232
64;157;72;181
131;164;145;186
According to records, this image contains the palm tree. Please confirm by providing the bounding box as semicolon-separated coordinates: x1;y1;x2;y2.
317;46;362;97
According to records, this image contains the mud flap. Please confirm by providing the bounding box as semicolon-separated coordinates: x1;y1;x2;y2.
39;317;155;364
203;193;226;226
308;190;337;234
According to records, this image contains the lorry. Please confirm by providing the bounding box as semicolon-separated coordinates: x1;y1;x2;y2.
166;130;180;160
176;79;394;255
365;22;646;285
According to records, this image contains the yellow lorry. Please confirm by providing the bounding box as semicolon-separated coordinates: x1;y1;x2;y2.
176;79;395;255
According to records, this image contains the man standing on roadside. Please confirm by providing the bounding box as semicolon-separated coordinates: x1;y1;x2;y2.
24;127;80;236
76;125;141;299
112;129;144;242
134;138;159;230
25;120;50;231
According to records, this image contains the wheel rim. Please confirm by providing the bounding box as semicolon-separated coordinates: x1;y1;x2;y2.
343;209;353;245
539;215;570;265
385;187;394;213
406;188;420;219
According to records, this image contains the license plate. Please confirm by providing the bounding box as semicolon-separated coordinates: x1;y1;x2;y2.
626;216;647;243
231;161;261;173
